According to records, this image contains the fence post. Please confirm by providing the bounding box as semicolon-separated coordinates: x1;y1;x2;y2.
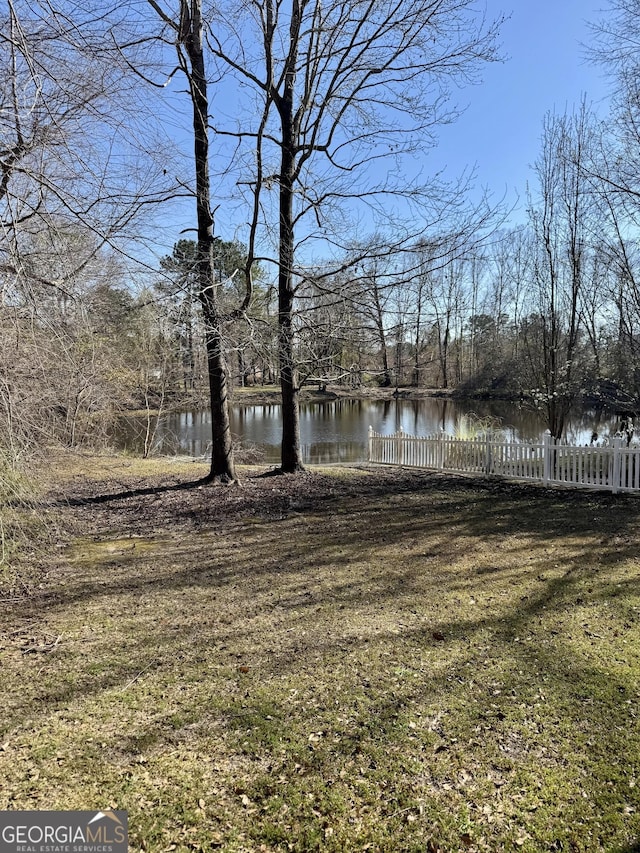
438;430;445;471
611;436;623;494
543;432;551;485
396;427;404;467
485;435;492;475
368;425;373;463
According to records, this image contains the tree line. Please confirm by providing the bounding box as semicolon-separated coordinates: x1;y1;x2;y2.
1;0;639;477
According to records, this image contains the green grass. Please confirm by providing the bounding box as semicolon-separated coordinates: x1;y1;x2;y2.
1;454;639;851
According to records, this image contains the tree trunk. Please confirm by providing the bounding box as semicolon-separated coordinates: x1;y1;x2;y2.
184;0;236;482
438;320;450;389
199;283;235;480
278;176;304;472
373;289;392;387
276;31;304;473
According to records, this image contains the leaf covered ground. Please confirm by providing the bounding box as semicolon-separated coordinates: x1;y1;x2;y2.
1;453;640;852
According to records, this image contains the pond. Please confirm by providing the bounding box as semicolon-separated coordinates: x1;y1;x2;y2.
116;397;629;464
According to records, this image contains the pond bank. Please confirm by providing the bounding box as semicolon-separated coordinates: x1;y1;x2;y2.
232;383;461;405
129;382;640;416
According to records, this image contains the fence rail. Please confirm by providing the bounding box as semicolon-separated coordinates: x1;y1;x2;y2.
367;428;640;494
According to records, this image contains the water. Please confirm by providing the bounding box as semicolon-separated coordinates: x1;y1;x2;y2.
116;397;628;464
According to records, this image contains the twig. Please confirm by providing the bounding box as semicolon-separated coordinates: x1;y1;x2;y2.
5;622;39;637
21;633;63;654
121;661;157;690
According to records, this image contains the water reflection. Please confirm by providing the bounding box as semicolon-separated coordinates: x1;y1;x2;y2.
115;398;626;464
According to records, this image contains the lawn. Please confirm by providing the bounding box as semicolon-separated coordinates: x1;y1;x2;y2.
1;454;639;852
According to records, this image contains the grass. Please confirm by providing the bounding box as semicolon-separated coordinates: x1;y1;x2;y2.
1;453;640;852
0;448;56;589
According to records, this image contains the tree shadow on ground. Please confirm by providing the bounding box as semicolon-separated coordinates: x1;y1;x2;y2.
2;466;640;848
12;467;640;628
60;475;214;506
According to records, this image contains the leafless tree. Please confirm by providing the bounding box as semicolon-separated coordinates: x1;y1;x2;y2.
1;0;175;288
0;0;182;468
116;0;269;481
203;0;503;470
590;0;640;202
526;105;599;438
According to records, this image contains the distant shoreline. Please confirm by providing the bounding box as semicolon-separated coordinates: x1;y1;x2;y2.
231;384;461;405
126;383;639;415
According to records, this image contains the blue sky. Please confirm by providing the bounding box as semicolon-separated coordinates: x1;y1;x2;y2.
429;0;614;221
150;0;616;259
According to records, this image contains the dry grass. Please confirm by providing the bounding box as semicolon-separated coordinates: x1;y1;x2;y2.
1;453;640;852
0;449;59;590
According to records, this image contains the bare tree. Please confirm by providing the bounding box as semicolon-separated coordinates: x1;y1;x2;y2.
590;0;640;202
1;0;175;286
139;0;268;481
594;195;640;398
0;0;181;467
526;105;598;438
351;256;400;388
204;0;503;471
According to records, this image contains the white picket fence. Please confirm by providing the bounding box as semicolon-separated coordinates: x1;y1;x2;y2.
368;427;640;493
